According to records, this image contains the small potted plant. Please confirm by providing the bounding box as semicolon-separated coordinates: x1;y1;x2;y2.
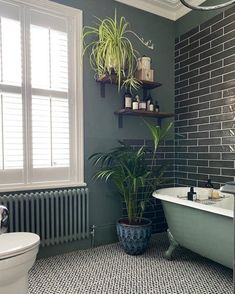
89;121;172;255
83;10;154;91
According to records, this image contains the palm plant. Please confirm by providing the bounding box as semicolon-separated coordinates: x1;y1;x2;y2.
83;10;154;91
89;121;172;225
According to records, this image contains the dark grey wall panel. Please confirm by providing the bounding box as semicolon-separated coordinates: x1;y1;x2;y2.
175;7;235;189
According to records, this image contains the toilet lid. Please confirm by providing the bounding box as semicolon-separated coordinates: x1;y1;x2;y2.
0;232;40;259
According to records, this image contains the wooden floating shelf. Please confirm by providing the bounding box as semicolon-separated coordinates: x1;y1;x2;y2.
96;74;118;85
114;109;175;128
114;109;175;118
139;80;162;89
96;75;162;97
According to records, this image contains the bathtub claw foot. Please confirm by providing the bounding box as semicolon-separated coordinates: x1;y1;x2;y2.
164;229;179;260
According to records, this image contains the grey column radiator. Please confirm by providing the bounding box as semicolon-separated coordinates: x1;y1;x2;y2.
0;188;89;247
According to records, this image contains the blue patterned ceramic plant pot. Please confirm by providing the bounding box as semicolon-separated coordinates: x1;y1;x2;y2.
116;218;152;255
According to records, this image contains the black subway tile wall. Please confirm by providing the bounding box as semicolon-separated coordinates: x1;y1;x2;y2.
175;6;235;189
122;139;175;233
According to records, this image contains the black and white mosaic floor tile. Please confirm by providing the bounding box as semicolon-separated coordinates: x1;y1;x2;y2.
29;233;233;294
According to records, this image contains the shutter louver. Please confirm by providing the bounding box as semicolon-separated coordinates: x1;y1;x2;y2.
30;25;50;90
50;30;68;91
1;17;21;85
32;96;69;168
0;93;23;169
30;23;68;91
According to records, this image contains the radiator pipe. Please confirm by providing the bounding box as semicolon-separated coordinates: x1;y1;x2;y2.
90;223;116;248
90;225;96;248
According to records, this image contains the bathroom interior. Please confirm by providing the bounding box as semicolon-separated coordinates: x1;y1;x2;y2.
0;0;234;293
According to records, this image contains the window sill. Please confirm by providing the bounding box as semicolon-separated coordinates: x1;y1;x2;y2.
0;182;87;194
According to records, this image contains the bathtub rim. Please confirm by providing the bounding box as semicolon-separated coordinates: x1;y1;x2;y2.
153;187;233;219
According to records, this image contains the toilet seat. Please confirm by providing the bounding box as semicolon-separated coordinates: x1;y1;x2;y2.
0;232;40;260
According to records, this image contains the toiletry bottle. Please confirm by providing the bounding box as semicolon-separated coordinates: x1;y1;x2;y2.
136;95;140;104
205;179;213;199
139;100;146;110
146;93;151;111
132;95;139;110
124;92;132;109
155;101;160;112
188;187;196;201
149;97;154;111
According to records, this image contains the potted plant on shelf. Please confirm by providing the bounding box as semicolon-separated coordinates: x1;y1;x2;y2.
89;121;172;255
83;10;154;91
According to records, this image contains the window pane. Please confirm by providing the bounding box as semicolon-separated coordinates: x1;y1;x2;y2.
32;96;70;168
50;29;68;91
51;98;69;166
1;17;21;85
30;25;50;89
30;25;68;91
0;93;23;169
32;96;51;167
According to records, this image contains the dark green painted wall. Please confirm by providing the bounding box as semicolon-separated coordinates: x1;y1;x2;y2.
39;0;175;256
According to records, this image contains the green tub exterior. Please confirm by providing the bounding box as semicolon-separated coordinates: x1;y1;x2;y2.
153;188;234;269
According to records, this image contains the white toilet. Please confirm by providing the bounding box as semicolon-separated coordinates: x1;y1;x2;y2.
0;232;40;294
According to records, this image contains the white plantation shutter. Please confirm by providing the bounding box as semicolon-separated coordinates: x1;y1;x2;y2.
31;25;68;91
1;94;23;170
29;9;72;183
1;17;21;85
0;2;21;87
32;96;69;168
50;31;68;91
0;0;83;190
0;2;24;186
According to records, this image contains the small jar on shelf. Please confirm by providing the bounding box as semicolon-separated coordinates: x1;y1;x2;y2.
139;100;147;110
124;92;132;109
132;95;140;110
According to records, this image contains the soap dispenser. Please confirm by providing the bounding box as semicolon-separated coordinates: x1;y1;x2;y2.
205;179;213;199
188;187;196;201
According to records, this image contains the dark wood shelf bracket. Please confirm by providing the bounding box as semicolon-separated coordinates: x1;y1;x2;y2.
100;83;105;98
96;75;162;98
118;114;123;128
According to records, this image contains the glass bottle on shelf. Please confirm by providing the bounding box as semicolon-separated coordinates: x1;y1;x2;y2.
132;95;139;110
139;93;146;110
149;101;154;111
146;93;151;111
155;101;160;112
124;92;132;109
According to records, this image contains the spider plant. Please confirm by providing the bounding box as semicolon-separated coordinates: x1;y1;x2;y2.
83;10;154;91
89;121;172;225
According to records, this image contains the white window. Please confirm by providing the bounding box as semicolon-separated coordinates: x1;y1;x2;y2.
0;0;84;191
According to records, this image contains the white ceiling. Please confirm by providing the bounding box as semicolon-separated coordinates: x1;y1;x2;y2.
115;0;207;21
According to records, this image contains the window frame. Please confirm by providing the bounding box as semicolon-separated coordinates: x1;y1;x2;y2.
0;0;84;192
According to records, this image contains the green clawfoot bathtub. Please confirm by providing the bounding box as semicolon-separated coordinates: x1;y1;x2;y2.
153;187;234;269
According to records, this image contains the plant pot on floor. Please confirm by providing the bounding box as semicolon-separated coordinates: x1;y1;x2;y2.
116;218;152;255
